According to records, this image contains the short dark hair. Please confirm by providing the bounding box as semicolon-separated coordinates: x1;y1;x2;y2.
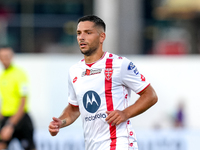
0;45;13;51
78;15;106;32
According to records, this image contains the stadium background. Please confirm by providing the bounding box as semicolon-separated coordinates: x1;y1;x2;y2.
0;0;200;150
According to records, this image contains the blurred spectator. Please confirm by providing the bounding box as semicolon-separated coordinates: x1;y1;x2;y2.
0;3;11;47
174;101;185;128
154;40;188;55
0;3;11;20
0;46;36;150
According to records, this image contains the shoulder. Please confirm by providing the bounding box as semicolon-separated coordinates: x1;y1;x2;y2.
11;66;28;81
68;58;85;78
12;66;26;75
69;59;84;70
106;52;131;68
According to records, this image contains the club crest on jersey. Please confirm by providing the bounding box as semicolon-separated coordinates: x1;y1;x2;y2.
105;68;113;80
83;91;101;113
128;62;139;75
82;69;102;77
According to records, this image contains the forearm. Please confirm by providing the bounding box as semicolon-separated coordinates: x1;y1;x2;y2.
9;97;26;126
58;104;80;128
123;85;158;119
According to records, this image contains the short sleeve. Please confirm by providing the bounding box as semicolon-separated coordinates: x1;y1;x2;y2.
17;70;29;97
68;71;79;106
120;58;150;94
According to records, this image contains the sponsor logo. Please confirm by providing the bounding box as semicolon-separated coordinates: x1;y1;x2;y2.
141;74;146;81
85;113;107;121
128;62;139;75
105;68;113;80
128;62;135;70
73;77;77;83
83;91;101;113
82;69;102;77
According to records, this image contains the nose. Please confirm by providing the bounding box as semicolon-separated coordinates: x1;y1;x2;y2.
77;33;85;41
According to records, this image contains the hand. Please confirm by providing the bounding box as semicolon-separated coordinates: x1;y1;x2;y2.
105;110;128;126
0;125;14;141
48;117;62;136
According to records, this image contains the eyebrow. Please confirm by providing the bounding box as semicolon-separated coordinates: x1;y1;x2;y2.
77;29;93;32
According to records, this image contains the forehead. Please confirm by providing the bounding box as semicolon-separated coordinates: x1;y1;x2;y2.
0;48;13;55
77;21;96;31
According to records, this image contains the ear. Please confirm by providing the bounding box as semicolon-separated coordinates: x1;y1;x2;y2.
100;32;106;44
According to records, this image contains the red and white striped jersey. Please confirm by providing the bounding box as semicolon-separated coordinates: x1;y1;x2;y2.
68;52;150;150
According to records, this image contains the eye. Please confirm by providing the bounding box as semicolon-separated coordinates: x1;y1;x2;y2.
77;32;81;35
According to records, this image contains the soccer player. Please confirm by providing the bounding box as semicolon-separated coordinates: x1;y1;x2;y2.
0;46;36;150
49;15;158;150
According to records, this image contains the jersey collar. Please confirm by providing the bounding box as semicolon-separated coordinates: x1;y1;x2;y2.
85;51;107;67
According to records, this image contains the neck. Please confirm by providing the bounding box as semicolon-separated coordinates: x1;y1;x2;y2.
4;64;11;70
84;50;104;64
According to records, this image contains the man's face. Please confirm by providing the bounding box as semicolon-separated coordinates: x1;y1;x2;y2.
77;21;103;56
0;48;13;69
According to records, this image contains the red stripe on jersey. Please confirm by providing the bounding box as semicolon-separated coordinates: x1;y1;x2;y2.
68;103;79;107
105;58;117;150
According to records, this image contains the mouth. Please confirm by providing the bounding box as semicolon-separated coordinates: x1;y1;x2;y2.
80;42;87;48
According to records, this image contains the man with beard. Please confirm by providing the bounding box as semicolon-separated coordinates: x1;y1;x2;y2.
49;15;158;150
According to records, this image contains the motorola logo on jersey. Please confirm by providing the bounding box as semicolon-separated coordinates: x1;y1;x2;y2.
85;113;106;121
83;90;101;113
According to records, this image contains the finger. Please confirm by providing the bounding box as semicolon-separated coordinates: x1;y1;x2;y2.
111;117;121;126
49;129;59;136
49;123;59;129
106;113;118;124
106;111;112;115
49;127;59;136
49;127;59;133
105;111;114;121
116;119;122;125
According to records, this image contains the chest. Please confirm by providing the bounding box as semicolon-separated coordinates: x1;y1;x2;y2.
74;66;121;94
0;73;17;88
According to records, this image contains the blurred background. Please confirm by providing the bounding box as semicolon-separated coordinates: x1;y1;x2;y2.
0;0;200;150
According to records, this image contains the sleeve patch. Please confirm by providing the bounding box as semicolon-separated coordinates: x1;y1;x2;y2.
127;62;139;75
141;74;146;81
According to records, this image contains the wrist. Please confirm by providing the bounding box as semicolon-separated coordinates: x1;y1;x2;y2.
122;108;131;120
61;119;67;128
5;120;15;128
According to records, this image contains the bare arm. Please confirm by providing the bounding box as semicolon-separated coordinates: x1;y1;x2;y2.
9;97;26;126
123;84;157;118
106;85;158;126
0;97;26;141
58;103;80;127
49;103;80;136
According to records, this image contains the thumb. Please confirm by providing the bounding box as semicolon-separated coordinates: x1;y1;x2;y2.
106;111;112;115
52;117;60;122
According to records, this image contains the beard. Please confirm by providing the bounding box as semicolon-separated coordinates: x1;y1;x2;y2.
80;47;98;56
